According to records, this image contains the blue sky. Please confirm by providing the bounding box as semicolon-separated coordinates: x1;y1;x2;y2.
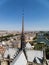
0;0;49;31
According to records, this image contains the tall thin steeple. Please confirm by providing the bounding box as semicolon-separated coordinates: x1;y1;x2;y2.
22;9;24;34
20;9;27;60
21;9;26;50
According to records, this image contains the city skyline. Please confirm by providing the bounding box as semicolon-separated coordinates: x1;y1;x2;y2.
0;0;49;31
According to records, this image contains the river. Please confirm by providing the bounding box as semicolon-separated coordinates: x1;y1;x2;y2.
36;34;49;46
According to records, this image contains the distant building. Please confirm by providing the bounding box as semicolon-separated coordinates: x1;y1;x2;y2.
0;46;6;55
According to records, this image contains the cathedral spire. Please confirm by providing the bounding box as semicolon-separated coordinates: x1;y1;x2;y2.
20;9;27;60
22;9;24;34
21;9;25;50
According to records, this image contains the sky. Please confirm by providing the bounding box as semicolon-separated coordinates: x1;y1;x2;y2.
0;0;49;31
